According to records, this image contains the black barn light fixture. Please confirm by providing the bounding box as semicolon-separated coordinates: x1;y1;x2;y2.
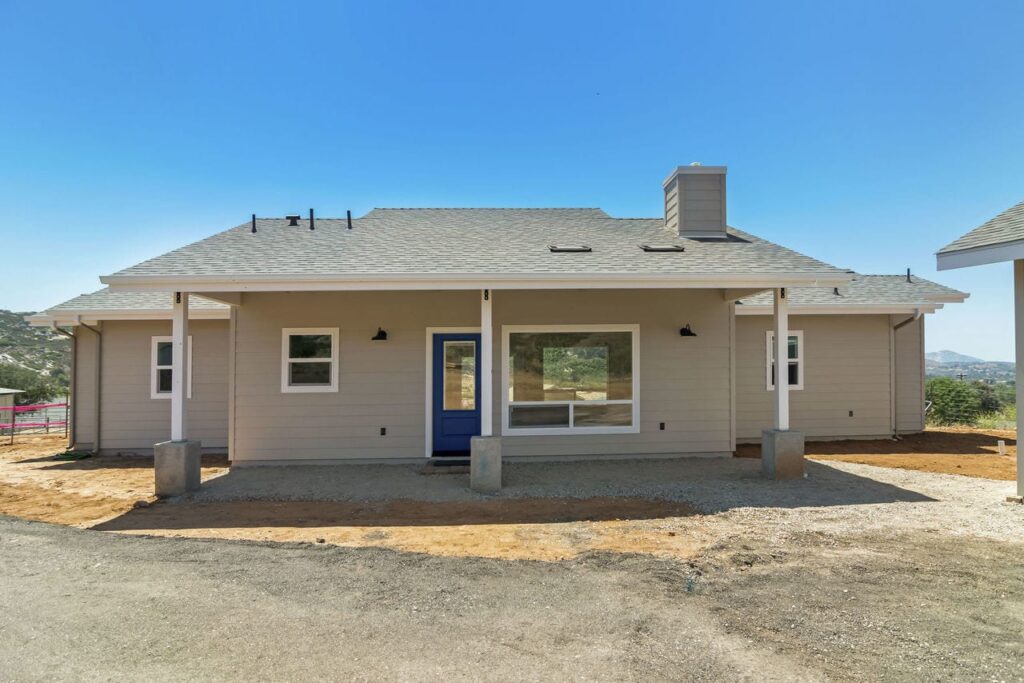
371;327;388;341
679;324;697;337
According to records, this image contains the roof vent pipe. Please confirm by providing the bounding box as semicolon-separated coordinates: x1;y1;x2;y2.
309;208;315;231
251;214;257;234
906;268;912;283
347;210;352;230
286;215;300;226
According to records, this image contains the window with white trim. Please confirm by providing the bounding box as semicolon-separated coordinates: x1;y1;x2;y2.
281;328;339;393
151;336;193;400
503;325;639;435
766;330;804;391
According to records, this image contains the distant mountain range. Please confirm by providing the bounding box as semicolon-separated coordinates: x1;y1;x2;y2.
926;350;1015;382
0;309;70;382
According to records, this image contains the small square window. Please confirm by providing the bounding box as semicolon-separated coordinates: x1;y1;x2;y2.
151;337;193;400
282;328;339;393
766;330;804;391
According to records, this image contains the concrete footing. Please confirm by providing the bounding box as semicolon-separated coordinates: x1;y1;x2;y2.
470;436;502;493
761;429;805;480
154;440;202;497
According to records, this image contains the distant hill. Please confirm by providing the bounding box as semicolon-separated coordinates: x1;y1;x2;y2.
0;309;71;386
925;349;1015;383
926;350;984;364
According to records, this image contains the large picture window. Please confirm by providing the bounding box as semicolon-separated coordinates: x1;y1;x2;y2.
151;336;193;400
281;328;339;393
766;330;804;391
502;325;639;435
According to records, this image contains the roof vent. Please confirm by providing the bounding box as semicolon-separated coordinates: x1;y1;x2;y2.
286;214;301;227
640;244;685;252
548;245;592;253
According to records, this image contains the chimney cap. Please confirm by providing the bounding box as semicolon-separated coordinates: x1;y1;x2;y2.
663;164;727;187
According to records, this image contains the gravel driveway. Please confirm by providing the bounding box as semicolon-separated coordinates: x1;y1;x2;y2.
2;458;1023;682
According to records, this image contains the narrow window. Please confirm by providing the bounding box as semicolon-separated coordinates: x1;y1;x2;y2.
281;328;339;393
151;336;193;400
503;326;639;435
766;330;804;391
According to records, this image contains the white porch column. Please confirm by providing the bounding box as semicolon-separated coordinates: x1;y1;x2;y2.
773;287;790;431
480;289;493;436
170;291;189;441
1015;261;1024;497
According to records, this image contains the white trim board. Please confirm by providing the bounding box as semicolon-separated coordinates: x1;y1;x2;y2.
424;327;482;458
936;239;1024;270
736;304;943;315
501;324;641;437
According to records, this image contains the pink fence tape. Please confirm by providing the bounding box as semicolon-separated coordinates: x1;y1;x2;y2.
0;402;68;413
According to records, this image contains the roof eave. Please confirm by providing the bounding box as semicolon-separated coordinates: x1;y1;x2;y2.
27;309;232;326
100;271;853;293
936;238;1024;270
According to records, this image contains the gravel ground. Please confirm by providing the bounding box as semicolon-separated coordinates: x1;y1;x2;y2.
199;458;1024;542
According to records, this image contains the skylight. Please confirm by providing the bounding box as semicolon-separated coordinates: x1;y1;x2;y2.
639;244;685;252
548;245;592;253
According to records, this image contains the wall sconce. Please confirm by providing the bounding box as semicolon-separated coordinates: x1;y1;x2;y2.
679;324;697;337
371;327;388;341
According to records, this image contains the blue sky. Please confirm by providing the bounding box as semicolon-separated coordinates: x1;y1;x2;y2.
2;1;1022;360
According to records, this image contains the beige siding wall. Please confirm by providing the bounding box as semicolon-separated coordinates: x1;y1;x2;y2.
894;315;925;433
82;320;230;453
233;289;732;463
736;314;895;440
73;326;100;450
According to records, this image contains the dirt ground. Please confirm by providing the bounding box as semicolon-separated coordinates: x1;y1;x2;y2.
0;431;1018;562
1;433;1022;680
736;427;1018;481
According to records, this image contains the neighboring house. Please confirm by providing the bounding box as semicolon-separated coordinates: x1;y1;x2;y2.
0;388;24;434
937;199;1024;499
28;165;966;469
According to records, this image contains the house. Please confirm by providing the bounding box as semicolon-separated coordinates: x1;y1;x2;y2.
28;165;966;491
937;199;1024;500
0;388;24;434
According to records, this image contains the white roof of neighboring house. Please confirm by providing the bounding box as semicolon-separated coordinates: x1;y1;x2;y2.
97;208;852;291
937;200;1024;270
736;274;967;314
0;388;25;395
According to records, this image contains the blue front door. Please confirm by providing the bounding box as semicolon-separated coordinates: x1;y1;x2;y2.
432;333;481;455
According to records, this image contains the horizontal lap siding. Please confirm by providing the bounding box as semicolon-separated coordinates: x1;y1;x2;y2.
233;291;478;462
736;314;894;440
98;320;229;451
73;327;99;450
233;289;732;462
895;316;925;433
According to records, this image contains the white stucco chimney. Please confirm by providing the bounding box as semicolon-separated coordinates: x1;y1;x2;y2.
663;163;728;238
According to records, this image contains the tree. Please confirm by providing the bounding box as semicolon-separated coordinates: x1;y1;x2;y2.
926;377;981;426
0;363;62;404
972;381;1001;414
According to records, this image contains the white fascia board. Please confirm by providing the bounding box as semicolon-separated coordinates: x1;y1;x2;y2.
936;240;1024;270
100;271;853;292
27;309;230;326
736;304;941;316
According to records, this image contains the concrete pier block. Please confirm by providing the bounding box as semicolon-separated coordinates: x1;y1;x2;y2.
761;429;804;480
154;440;202;497
470;436;502;493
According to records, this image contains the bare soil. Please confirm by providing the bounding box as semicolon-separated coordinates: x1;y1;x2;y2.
736;427;1018;481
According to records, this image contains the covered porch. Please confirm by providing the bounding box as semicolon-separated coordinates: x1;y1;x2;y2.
149;283;807;495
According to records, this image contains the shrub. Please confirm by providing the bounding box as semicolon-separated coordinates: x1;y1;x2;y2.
0;363;63;404
926;377;981;426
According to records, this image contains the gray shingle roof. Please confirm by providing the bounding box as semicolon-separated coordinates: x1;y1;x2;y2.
103;208;847;280
45;288;228;312
938;200;1024;254
738;274;966;308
